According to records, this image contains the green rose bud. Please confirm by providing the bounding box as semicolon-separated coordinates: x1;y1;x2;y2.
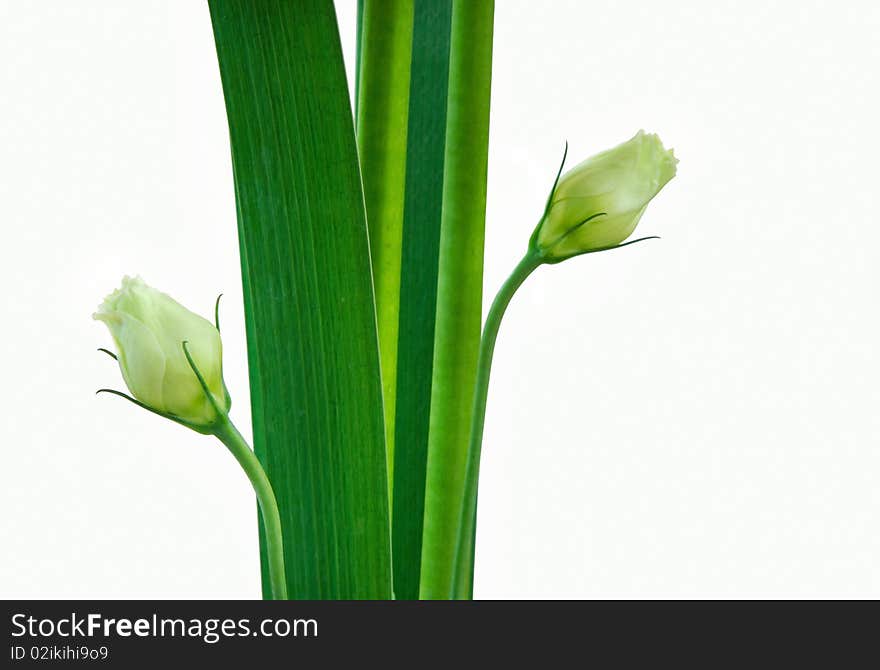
94;276;230;428
531;130;677;261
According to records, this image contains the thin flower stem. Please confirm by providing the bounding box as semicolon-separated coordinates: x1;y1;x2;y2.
449;251;543;598
213;419;288;600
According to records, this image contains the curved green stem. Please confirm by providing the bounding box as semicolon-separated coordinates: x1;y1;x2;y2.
450;250;543;598
213;419;288;600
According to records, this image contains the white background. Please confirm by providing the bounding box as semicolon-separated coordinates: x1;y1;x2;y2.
1;1;878;599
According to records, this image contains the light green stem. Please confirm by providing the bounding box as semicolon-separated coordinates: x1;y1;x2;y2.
450;251;543;598
214;419;288;600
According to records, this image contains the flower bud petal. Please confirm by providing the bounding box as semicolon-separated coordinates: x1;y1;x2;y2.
94;276;229;427
534;130;677;260
94;310;166;412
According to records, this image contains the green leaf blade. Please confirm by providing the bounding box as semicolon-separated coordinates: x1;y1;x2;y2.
356;0;415;498
390;0;454;601
420;0;495;600
209;0;391;599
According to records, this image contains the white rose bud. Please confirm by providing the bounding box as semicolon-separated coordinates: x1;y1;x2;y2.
94;276;230;428
532;130;677;261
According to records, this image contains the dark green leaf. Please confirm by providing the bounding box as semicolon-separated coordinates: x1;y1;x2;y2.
209;0;391;599
391;0;454;601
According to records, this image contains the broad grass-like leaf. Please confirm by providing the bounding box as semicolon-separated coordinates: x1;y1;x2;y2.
209;0;391;599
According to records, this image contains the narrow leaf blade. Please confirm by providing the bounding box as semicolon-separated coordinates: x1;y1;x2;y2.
421;0;495;600
356;0;415;498
391;0;454;600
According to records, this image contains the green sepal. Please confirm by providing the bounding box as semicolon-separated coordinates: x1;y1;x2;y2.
211;296;233;412
538;235;661;265
95;339;233;437
95;388;219;436
528;141;569;251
